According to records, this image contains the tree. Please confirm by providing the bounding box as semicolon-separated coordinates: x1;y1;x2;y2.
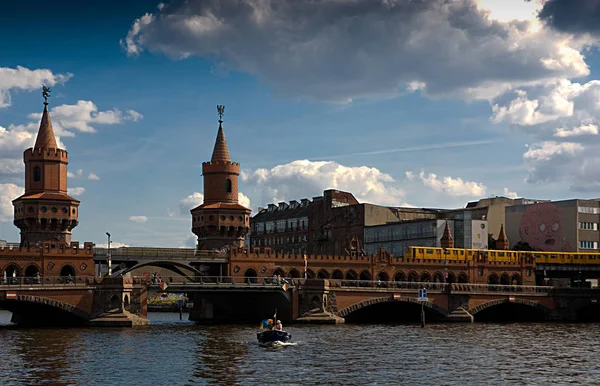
513;241;535;251
488;233;497;250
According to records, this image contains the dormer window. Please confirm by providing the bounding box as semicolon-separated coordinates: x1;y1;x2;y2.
33;166;41;182
225;178;232;193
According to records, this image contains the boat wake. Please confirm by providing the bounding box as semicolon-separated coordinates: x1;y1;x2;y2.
259;341;298;349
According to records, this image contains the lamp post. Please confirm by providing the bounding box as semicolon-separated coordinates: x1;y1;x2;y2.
106;232;112;277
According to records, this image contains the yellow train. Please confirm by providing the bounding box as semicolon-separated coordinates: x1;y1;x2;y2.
406;246;600;265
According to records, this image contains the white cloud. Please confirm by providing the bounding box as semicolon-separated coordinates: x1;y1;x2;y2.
67;187;85;196
87;173;100;180
0;158;22;176
122;0;588;102
16;100;143;137
523;141;585;184
411;170;488;197
179;191;251;215
0;66;72;108
129;216;148;223
502;187;519;199
241;159;407;206
554;124;598;138
67;169;83;178
0;183;23;222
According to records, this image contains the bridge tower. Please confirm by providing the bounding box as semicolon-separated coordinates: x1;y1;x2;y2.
496;223;509;250
440;221;454;249
190;106;251;251
12;89;80;246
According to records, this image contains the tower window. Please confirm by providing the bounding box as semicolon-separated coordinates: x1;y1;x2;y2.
33;166;41;182
226;178;232;193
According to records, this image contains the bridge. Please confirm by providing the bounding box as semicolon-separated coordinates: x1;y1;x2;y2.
141;276;600;324
0;276;148;326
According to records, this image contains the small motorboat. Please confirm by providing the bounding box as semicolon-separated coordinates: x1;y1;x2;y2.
257;329;292;345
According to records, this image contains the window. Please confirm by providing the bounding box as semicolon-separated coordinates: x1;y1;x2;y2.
33;166;41;182
578;206;599;214
579;222;598;230
579;241;598;249
225;179;232;193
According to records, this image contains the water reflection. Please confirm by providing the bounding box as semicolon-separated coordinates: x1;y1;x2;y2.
191;325;251;385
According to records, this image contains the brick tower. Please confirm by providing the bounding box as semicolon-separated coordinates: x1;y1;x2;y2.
12;87;80;247
191;106;251;250
440;221;454;249
496;223;509;250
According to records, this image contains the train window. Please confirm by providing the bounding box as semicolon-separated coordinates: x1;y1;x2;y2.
460;250;464;255
574;255;578;260
467;251;472;256
498;252;504;257
419;249;423;254
426;249;434;254
533;254;541;258
591;255;596;260
550;254;557;259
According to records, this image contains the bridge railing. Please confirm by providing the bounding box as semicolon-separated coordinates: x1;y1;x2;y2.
0;276;96;287
327;279;554;294
136;275;296;287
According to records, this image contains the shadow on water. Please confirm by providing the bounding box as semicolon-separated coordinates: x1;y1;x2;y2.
575;304;600;322
344;302;446;323
474;303;548;322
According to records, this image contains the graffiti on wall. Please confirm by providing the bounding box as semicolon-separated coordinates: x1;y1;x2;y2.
518;203;572;251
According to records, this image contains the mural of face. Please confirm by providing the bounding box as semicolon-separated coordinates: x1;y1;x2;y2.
519;203;562;251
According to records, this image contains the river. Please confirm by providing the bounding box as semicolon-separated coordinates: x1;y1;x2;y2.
0;310;598;385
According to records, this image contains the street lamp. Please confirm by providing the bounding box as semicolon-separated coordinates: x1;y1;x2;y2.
106;232;112;277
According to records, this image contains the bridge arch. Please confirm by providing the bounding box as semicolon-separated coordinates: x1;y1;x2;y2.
447;272;457;283
306;269;315;279
469;298;552;316
60;264;76;278
345;270;358;281
339;297;448;319
458;272;469;283
331;269;343;280
121;260;204;278
272;268;285;277
244;268;258;283
488;273;500;284
10;294;91;321
359;270;371;281
288;268;301;278
377;271;389;282
511;273;522;285
317;269;330;279
4;264;20;278
24;264;41;278
420;271;432;282
433;271;444;283
500;273;511;285
394;271;406;282
407;271;419;282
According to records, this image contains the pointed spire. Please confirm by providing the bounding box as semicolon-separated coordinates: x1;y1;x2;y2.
496;223;509;250
211;105;231;162
34;86;58;150
440;220;454;249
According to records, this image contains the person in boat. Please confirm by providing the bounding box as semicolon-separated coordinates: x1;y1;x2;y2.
274;320;283;331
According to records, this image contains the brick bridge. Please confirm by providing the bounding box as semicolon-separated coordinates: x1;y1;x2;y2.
148;276;600;324
0;276;148;326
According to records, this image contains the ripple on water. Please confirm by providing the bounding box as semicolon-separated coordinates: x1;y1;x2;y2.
0;312;599;385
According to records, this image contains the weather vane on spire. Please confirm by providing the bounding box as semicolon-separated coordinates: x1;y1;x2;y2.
42;85;51;105
217;105;225;122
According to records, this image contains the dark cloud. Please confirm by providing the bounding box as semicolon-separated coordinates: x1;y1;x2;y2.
123;0;587;102
538;0;600;36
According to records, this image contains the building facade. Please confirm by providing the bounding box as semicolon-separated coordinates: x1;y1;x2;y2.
364;218;489;256
190;107;251;251
250;200;310;254
1;91;94;281
505;199;600;252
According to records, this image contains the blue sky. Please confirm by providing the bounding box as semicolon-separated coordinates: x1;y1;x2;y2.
2;0;600;248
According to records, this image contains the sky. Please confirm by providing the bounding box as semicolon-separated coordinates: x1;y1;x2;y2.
1;0;600;248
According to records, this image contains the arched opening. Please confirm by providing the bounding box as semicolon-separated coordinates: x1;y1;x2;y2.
394;271;406;282
33;166;41;182
344;270;358;286
225;178;232;193
488;273;500;285
288;268;300;278
377;271;389;282
407;271;419;282
420;272;431;282
511;274;522;285
124;295;130;309
244;268;258;284
60;265;76;284
343;300;448;323
447;272;457;284
24;265;41;284
4;265;20;284
500;273;511;285
359;270;371;281
109;295;121;311
433;272;444;283
306;269;315;279
458;272;469;283
272;268;285;277
317;269;330;279
331;269;344;280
